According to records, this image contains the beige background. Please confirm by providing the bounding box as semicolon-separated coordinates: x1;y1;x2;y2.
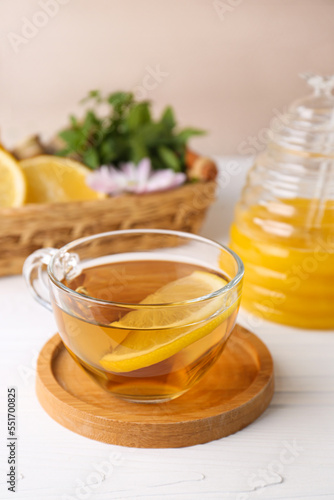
1;0;333;155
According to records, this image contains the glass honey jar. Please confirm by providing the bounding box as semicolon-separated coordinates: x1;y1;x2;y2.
230;74;334;329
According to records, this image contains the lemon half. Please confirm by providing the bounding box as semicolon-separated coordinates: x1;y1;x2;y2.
0;148;26;207
20;155;104;204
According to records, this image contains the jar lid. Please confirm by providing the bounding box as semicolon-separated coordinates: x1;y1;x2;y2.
270;74;334;155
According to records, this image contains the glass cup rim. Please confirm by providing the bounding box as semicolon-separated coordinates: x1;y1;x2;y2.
48;229;244;308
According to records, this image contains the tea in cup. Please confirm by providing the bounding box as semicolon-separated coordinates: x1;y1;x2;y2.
24;230;243;403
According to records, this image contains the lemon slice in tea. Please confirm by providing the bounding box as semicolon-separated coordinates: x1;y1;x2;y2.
100;271;237;373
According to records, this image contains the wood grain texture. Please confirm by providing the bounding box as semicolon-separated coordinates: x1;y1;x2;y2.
0;181;216;277
35;324;274;448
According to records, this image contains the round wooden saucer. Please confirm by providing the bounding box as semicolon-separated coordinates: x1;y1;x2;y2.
36;324;274;448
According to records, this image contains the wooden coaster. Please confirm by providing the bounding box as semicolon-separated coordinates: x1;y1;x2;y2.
36;325;274;448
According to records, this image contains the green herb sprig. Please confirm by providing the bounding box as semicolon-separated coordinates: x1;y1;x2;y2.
57;91;205;171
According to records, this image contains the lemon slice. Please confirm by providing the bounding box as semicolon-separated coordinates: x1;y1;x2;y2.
20;155;105;203
111;271;228;330
100;271;238;373
0;147;26;207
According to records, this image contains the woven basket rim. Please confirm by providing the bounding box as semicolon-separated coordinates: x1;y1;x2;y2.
0;180;216;214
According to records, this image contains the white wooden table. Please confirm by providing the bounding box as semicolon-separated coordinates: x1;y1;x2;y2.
1;158;333;500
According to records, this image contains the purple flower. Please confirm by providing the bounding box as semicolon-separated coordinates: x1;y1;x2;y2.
86;158;186;195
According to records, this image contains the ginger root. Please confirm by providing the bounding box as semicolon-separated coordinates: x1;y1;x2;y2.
185;150;218;181
12;135;46;160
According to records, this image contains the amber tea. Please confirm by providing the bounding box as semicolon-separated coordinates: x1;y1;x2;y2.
24;230;244;403
53;260;238;402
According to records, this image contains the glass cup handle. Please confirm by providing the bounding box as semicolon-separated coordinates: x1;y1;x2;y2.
23;248;57;312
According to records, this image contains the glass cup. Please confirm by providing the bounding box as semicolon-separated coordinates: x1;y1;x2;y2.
24;229;244;403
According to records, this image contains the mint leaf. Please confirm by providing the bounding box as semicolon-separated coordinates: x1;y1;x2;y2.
160;106;176;130
82;148;100;169
70;115;78;127
80;89;102;104
100;138;117;163
126;102;151;131
177;128;205;144
158;146;181;171
130;137;148;164
59;129;85;151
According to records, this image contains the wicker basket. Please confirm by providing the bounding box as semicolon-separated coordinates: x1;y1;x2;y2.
0;181;216;277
